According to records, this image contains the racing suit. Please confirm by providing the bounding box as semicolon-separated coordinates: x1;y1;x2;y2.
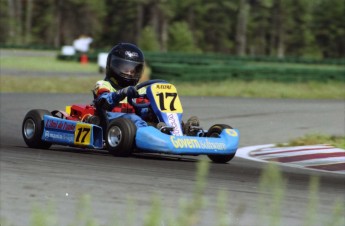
93;79;148;128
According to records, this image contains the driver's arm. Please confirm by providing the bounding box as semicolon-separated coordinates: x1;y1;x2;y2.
94;92;125;111
93;81;137;111
93;81;125;111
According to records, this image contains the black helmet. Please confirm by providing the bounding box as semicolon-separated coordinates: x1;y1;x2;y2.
105;43;144;88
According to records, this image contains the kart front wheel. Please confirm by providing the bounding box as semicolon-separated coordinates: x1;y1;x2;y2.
106;118;137;157
207;124;235;164
22;109;52;149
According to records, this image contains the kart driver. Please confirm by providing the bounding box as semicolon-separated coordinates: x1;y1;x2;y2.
93;42;199;134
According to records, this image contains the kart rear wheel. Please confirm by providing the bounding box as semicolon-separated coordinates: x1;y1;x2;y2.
207;124;235;164
106;118;136;157
22;109;52;149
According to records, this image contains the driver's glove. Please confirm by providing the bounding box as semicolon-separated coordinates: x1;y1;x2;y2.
111;86;138;103
121;86;139;98
95;86;139;111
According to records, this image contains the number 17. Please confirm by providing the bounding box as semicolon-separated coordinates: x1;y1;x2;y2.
156;92;177;111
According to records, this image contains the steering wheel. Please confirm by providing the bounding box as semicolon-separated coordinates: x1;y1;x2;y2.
127;79;168;108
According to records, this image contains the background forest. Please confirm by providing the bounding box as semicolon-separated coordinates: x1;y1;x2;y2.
0;0;344;59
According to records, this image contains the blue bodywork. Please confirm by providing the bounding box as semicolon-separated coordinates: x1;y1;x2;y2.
137;82;239;155
42;115;103;149
136;127;239;155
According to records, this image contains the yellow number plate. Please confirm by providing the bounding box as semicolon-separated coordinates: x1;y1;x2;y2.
150;83;183;113
74;123;92;145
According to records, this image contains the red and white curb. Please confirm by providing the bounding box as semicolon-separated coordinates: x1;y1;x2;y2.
237;144;345;174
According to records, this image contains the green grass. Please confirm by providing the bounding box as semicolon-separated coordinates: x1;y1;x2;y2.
248;61;345;71
174;80;345;99
277;134;345;149
0;53;95;72
1;158;344;226
1;49;344;99
0;75;100;93
1;76;345;99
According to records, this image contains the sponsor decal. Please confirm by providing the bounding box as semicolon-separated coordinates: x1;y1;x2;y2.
167;113;182;136
170;136;226;150
45;119;76;132
125;51;139;58
225;129;238;137
44;130;74;142
156;84;172;89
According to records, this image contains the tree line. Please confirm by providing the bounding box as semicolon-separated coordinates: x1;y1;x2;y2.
0;0;344;58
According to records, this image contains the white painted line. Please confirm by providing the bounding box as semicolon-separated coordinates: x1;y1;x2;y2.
250;145;333;155
283;157;345;166
254;148;343;159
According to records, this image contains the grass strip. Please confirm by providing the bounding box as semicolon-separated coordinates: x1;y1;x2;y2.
0;55;96;72
1;75;344;99
277;134;345;149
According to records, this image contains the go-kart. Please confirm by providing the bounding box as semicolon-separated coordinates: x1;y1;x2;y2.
22;80;239;163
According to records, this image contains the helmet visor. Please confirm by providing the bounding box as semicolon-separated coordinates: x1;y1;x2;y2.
110;56;143;80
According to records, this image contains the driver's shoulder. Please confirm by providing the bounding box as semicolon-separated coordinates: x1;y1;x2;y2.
94;80;116;93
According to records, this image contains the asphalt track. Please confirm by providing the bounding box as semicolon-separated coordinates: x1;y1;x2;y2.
1;93;344;226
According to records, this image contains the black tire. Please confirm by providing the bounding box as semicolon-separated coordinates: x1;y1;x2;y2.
106;118;137;157
22;109;52;149
207;124;235;163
